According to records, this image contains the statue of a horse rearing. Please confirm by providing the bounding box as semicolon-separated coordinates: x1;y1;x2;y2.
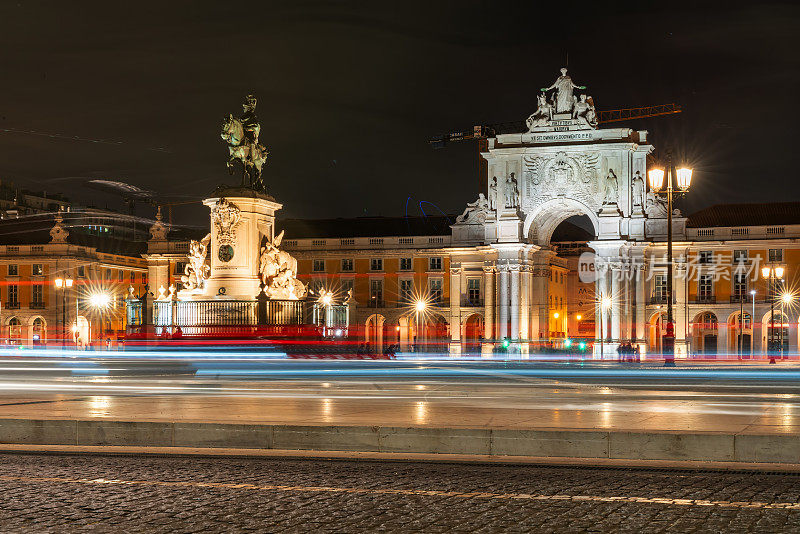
221;114;268;191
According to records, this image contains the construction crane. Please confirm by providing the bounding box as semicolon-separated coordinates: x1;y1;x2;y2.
429;103;681;148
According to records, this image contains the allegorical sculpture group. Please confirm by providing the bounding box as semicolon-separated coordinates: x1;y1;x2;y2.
527;68;598;130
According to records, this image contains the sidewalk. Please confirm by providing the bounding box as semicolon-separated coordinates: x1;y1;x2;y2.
0;390;797;465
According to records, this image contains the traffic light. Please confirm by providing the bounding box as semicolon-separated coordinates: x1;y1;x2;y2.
502;338;510;349
564;339;572;348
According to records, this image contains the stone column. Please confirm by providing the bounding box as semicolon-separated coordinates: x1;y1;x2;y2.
520;265;530;340
674;258;688;356
787;315;798;356
449;266;461;343
611;263;621;342
510;265;520;339
595;268;608;343
498;264;509;339
635;265;646;343
483;266;494;341
716;321;727;358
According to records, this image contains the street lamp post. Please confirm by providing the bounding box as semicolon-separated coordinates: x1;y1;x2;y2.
54;277;73;349
761;265;784;364
648;153;692;367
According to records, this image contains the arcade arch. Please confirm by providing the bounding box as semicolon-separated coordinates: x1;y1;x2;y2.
691;311;718;355
31;316;46;345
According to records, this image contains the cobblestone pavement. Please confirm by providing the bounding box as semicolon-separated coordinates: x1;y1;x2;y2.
1;454;800;532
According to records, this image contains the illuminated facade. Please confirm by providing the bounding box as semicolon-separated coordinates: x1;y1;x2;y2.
0;212;148;346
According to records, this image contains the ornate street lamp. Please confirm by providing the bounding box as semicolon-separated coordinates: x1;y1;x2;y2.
761;265;785;363
648;153;692;366
54;277;73;349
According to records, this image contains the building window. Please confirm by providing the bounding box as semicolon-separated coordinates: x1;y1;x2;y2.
118;270;124;282
428;257;442;271
699;274;713;300
698;251;713;264
654;274;667;302
32;285;43;304
467;278;480;305
399;257;412;271
142;274;148;286
340;259;353;272
733;273;747;299
8;265;18;276
175;262;186;275
400;279;413;303
312;259;325;272
77;266;85;278
370;258;383;271
105;269;113;280
8;284;18;305
32;264;43;276
130;271;136;282
429;279;443;304
733;249;748;263
369;279;383;306
769;248;783;262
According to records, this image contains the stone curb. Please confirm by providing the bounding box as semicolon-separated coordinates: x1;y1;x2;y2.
0;419;797;464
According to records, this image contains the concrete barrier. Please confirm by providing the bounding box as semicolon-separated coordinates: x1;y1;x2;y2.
1;418;799;465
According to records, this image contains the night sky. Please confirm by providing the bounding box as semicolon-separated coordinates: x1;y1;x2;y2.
0;1;797;228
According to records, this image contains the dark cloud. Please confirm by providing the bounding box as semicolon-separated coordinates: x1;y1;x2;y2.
0;1;797;224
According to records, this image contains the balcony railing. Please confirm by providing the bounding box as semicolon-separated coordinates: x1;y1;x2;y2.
366;299;386;308
730;295;750;303
4;302;20;310
693;295;716;304
29;302;46;309
462;298;484;307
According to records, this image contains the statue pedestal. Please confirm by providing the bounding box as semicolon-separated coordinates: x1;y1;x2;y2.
597;203;622;240
496;209;523;243
201;188;282;300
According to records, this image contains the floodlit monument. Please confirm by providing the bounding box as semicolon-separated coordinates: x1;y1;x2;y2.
450;68;686;355
129;95;345;338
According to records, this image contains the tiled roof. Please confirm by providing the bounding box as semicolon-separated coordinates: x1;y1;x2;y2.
687;202;800;228
278;215;456;239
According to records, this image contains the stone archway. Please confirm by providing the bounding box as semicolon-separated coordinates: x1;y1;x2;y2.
463;313;484;351
365;314;385;353
691;311;718;355
523;198;600;246
30;316;46;345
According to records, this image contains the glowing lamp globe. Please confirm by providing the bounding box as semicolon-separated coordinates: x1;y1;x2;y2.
648;168;665;191
675;167;693;191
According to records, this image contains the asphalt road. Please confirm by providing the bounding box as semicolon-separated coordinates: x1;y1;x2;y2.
1;453;799;532
1;354;800;433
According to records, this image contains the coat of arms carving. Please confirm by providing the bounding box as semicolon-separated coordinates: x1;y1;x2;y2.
212;198;241;245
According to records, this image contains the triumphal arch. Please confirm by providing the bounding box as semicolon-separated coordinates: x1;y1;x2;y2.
450;68;686;354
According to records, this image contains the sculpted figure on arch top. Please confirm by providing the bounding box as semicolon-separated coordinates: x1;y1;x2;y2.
541;67;586;114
